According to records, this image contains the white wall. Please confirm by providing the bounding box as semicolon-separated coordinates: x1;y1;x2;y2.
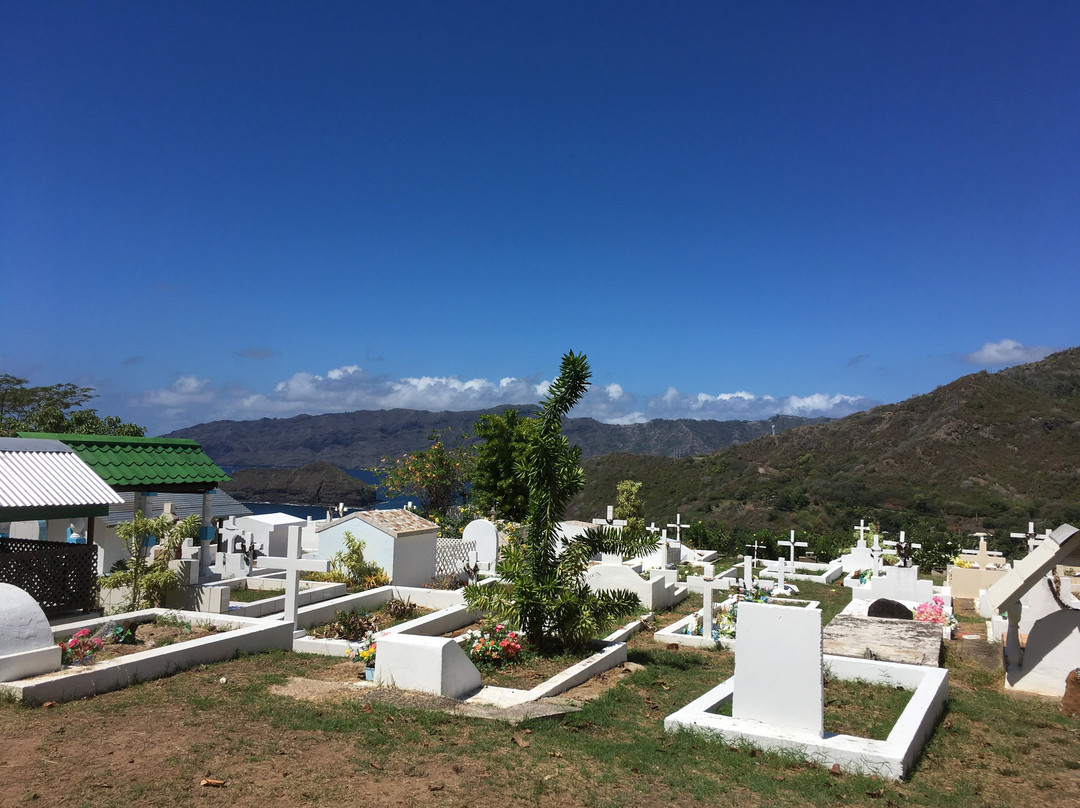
316;518;437;587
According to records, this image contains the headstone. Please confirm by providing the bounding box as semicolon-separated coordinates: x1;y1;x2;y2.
0;583;62;680
732;602;823;736
742;555;754;591
462;519;499;570
852;565;935;604
867;599;914;620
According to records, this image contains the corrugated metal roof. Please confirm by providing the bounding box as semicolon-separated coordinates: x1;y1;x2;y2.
17;433;229;489
101;490;252;526
318;508;438;538
0;438;125;510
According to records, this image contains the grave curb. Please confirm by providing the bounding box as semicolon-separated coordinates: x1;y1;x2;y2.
663;654;949;780
0;609;295;706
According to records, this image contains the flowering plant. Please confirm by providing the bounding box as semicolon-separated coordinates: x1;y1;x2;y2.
914;596;958;627
347;639;377;666
951;556;973;569
463;622;522;668
59;628;104;666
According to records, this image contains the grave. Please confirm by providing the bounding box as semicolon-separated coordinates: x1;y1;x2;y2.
664;600;949;779
822;613;944;666
850;564;936;605
0;583;62;681
654;585;820;650
585;562;686;610
985;523;1080;697
255;525;331;630
0;608;295;705
463;518;499;572
947;535;1010;601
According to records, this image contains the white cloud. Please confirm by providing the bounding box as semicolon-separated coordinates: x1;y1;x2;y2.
132;363;876;433
644;387;873;421
964;339;1055;366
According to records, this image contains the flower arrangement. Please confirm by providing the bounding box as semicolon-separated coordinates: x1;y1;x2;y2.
59;628;104;666
853;569;875;585
347;639;377;666
463;622;522;668
952;556;973;569
913;596;958;627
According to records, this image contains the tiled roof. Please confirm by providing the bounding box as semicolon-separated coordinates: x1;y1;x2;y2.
318;508;438;538
17;433;229;490
0;438;125;517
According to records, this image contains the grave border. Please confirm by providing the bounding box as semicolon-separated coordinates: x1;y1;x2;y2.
0;609;294;706
663;654;948;780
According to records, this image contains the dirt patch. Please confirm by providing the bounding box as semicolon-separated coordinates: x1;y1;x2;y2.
88;621;223;663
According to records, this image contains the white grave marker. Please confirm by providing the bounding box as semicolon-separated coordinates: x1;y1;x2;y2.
732;601;823;735
777;530;808;570
463;518;499;569
256;525;330;628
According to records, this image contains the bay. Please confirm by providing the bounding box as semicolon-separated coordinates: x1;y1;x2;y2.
223;467;416;519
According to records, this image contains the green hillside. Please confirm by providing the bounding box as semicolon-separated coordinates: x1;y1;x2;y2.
569;348;1080;553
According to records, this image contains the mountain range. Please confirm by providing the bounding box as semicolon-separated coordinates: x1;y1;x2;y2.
566;348;1080;542
163;407;827;468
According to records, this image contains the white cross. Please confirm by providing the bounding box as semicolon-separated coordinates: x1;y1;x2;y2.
853;519;871;543
777;529;808;568
255;525;330;628
883;530;921;567
1009;522;1050;553
770;556;798;596
667;514;686;543
646;522;661;536
592;505;628;530
746;539;764;564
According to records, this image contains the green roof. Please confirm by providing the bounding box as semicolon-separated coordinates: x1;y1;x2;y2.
16;433;230;490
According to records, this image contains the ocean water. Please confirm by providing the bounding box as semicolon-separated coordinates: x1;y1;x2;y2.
229;467;415;519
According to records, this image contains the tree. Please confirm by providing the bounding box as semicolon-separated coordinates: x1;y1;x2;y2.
100;512;200;611
615;479;646;535
463;351;656;653
0;374;145;437
470;408;535;521
373;428;474;518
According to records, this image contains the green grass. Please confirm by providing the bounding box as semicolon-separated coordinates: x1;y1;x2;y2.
228;586;286;602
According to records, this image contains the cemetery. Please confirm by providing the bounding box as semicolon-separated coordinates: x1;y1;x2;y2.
3;423;1080;802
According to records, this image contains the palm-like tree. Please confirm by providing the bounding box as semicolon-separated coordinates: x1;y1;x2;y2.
464;351;656;653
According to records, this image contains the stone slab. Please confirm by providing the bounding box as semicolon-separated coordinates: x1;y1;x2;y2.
822;614;943;667
732;602;823;735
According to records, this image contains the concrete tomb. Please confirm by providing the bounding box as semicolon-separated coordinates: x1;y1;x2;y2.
664;600;949;779
0;583;62;681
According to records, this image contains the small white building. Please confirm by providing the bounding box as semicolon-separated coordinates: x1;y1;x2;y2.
316;508;439;587
224;512;312;558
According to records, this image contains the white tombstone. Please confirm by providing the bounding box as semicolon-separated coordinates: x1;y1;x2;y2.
742;555;754;591
732;601;824;736
255;526;331;628
0;583;62;681
777;530;808;572
839;537;878;575
852;565;935;604
462;519;499;571
769;557;798;596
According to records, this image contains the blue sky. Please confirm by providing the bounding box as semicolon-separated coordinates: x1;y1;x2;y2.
2;2;1076;435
